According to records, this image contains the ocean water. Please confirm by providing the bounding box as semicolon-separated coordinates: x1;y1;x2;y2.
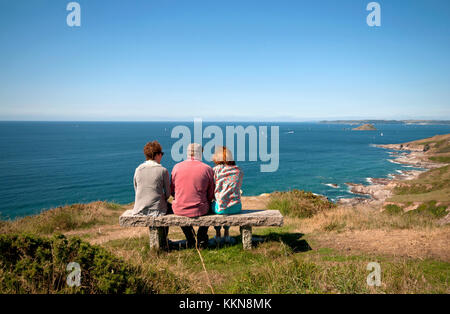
1;121;450;220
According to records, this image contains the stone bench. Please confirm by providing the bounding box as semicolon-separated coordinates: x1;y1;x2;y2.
119;209;284;250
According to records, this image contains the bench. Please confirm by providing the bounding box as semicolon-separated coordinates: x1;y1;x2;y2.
119;209;284;250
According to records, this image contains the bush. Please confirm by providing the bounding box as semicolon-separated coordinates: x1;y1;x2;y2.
0;234;155;294
408;201;448;219
268;190;336;218
384;204;403;216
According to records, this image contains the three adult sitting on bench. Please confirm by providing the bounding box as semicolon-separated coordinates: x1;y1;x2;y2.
131;141;243;249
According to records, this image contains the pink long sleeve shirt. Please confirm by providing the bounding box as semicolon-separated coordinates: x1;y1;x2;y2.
170;158;215;218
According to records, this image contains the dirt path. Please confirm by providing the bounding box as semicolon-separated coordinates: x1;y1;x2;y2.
311;228;450;262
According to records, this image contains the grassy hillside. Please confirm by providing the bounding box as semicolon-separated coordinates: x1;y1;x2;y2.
387;135;450;208
1;191;448;294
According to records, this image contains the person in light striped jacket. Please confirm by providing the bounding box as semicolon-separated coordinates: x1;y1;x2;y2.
211;146;243;243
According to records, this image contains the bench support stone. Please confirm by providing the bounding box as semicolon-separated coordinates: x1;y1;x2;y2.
149;227;166;250
240;226;252;250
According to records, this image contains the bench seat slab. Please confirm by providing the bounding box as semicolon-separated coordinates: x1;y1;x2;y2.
119;209;283;227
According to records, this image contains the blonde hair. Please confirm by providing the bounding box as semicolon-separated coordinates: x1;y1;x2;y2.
212;146;235;165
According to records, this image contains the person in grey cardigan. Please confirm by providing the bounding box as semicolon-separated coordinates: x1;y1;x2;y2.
132;141;170;217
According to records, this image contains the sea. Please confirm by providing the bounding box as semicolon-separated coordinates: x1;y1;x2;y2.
1;121;450;220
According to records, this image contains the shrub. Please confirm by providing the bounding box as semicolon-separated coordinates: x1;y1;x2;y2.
268;190;336;218
408;201;448;219
384;204;403;216
0;234;155;294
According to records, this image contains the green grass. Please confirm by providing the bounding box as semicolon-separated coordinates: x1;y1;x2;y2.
408;201;448;219
384;204;403;215
101;228;449;294
382;201;447;221
267;189;336;218
429;156;450;163
389;165;450;203
323;220;347;232
1;183;448;294
0;202;124;235
434;140;450;152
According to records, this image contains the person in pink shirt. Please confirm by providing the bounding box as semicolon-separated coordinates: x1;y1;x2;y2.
170;143;215;248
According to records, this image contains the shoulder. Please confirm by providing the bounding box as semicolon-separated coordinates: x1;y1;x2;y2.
230;165;243;177
173;160;186;171
135;162;147;172
202;161;214;172
158;165;168;175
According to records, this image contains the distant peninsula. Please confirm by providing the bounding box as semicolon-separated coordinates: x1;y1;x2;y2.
319;120;450;125
352;123;377;131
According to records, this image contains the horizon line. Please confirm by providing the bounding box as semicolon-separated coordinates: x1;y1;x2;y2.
1;119;450;123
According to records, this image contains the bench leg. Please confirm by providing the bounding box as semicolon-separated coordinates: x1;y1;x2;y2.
149;227;166;251
240;226;252;250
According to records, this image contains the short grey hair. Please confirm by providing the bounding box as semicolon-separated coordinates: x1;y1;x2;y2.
187;143;203;160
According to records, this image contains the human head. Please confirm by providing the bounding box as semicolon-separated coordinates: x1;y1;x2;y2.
212;146;236;166
187;143;203;160
144;141;164;163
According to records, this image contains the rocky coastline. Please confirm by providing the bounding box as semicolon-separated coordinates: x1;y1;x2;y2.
337;141;444;207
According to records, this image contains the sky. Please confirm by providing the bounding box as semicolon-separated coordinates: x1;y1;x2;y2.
0;0;449;121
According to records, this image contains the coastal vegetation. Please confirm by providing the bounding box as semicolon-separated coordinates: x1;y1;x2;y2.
0;193;448;294
386;135;450;207
0;201;123;235
0;233;163;294
429;156;450;163
267;189;336;218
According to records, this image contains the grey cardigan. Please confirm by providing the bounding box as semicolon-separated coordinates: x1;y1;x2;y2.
132;160;170;216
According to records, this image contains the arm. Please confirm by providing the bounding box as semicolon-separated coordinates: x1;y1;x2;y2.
170;169;175;198
163;169;170;200
207;168;215;202
133;169;138;192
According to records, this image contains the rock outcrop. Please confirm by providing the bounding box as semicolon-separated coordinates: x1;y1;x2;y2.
352;123;377;131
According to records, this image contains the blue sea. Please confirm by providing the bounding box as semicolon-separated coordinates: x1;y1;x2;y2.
1;121;450;220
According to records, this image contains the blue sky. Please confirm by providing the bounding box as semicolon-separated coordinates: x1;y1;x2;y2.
0;0;449;121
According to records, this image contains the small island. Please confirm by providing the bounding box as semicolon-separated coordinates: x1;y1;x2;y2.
352;123;377;131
